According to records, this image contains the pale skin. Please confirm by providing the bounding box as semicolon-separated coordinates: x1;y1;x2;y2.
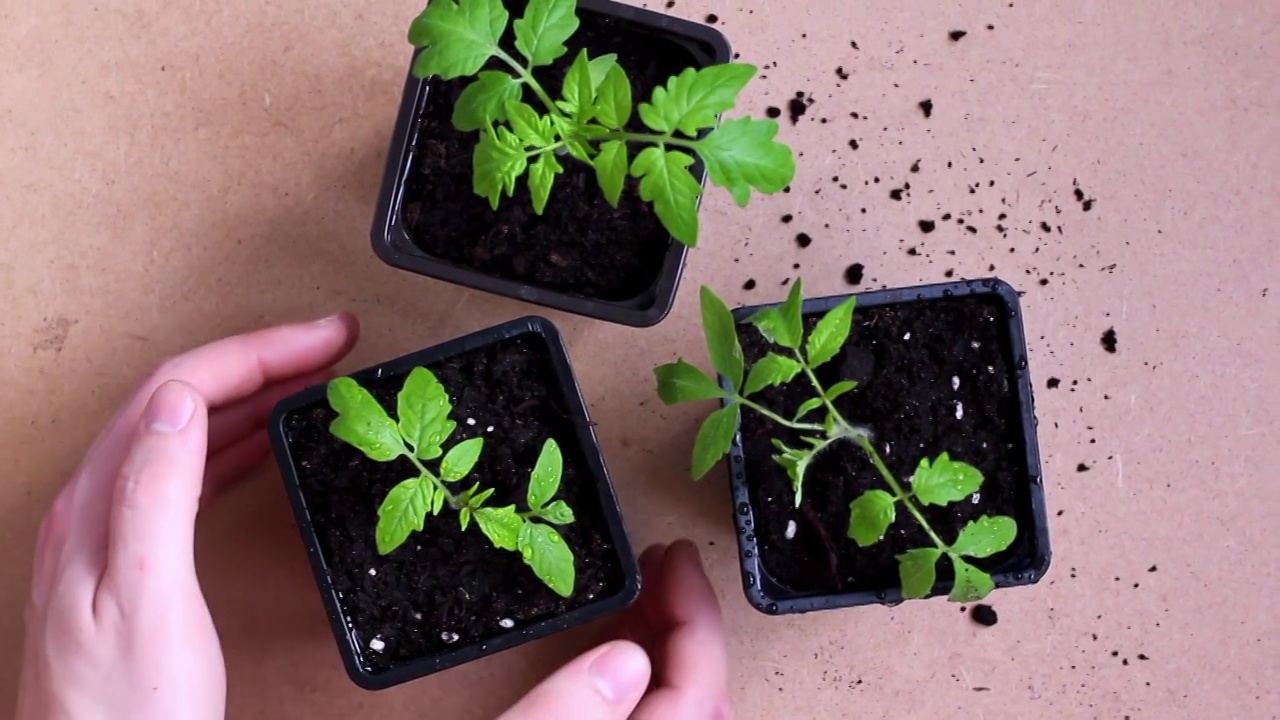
16;313;732;719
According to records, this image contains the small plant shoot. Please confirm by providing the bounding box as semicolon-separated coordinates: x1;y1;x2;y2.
407;0;795;246
653;281;1018;602
326;368;577;597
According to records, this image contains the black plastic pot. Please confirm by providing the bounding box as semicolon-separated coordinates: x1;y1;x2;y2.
724;279;1052;615
269;317;640;689
370;0;731;327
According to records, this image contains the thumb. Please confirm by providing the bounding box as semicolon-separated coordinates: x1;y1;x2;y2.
102;380;209;603
498;641;651;720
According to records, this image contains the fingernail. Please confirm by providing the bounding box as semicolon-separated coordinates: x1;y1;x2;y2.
145;381;195;433
314;312;344;325
589;642;649;703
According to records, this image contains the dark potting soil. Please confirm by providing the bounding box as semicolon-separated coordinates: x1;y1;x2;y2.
400;3;705;302
739;295;1034;596
281;335;625;672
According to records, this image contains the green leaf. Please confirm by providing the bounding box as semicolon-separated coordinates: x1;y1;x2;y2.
897;548;942;599
631;146;702;246
512;0;578;68
431;483;445;514
771;438;821;507
805;297;856;367
743;353;802;395
459;506;472;530
911;453;984;506
654;359;727;404
560;49;596;123
950;515;1017;559
744;279;804;349
440;437;485;481
473;126;528;209
519;522;576;597
475;505;523;551
472;487;495;507
846;489;896;547
593;140;627;207
793;397;824;421
692;403;740;479
593;64;632;130
700;286;744;391
375;478;432;554
825;380;857;402
396;367;455;459
505;101;554;146
698;116;796;206
587;54;617;90
948;555;996;602
528;152;563;215
527;438;563;511
637;63;757;137
539;499;575;525
409;0;508;79
452;71;523;131
327;377;405;461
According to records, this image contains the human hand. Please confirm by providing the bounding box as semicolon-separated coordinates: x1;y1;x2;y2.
17;314;359;720
500;539;732;719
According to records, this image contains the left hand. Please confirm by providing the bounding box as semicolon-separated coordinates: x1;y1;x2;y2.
16;313;359;720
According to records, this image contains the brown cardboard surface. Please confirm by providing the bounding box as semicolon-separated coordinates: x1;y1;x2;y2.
1;0;1276;717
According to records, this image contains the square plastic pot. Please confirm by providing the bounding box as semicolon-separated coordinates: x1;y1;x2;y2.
725;279;1052;615
268;316;640;689
369;0;731;327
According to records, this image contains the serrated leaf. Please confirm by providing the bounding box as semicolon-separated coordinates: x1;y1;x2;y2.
375;478;432;554
593;140;627;207
473;126;528;209
409;0;508;79
560;49;596;123
475;505;523;551
898;548;942;599
771;439;818;507
744;279;804;350
793;397;824;421
806;297;856;367
654;359;727;404
593;64;632;130
513;0;578;68
637;63;756;137
948;555;996;602
440;436;484;481
588;53;617;90
698;116;795;206
911;453;984;506
950;515;1017;558
396;367;455;460
700;286;744;391
519;522;576;596
459;506;472;530
548;115;594;162
452;71;523;131
631;146;702;245
846;489;896;547
327;377;405;461
692;403;740;479
527;438;563;510
505;100;553;146
528;152;563;215
743;353;803;395
825;380;857;402
472;487;495;507
539;499;575;525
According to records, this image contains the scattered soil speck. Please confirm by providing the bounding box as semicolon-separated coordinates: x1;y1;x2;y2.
743;278;757;291
909;160;920;173
1148;565;1158;573
835;66;850;80
788;92;812;124
765;106;781;119
918;219;936;234
970;604;998;626
781;213;793;224
704;13;718;24
1046;377;1061;389
889;188;904;201
795;232;813;249
848;138;859;150
665;0;674;7
949;30;968;41
918;98;934;118
1101;328;1118;353
844;263;864;286
850;40;860;50
1039;221;1052;233
1076;463;1091;472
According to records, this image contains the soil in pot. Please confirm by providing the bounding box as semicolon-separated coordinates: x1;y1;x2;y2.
739;295;1035;596
401;2;709;302
281;334;626;672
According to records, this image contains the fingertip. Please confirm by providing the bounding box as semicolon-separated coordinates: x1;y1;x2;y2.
143;380;202;434
588;640;651;704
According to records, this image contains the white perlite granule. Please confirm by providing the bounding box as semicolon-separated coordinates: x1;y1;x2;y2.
785;519;797;540
952;376;960;390
466;417;477;426
367;568;376;576
499;618;515;629
955;402;964;420
441;632;459;644
369;637;385;652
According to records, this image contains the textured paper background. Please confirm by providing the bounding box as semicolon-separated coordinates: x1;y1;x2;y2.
1;0;1275;717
